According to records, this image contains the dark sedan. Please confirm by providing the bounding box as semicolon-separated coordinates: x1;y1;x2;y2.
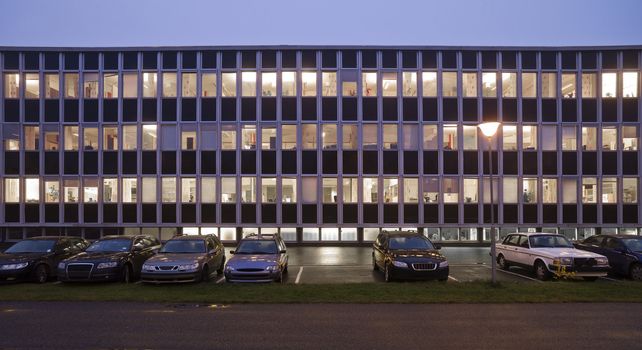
373;231;449;282
58;235;160;283
574;234;642;280
0;236;89;283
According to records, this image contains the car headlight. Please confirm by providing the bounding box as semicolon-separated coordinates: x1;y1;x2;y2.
596;257;609;265
96;262;118;269
224;265;235;272
439;260;449;268
553;257;573;266
177;263;199;271
391;260;408;268
57;262;66;269
142;264;155;271
265;265;279;271
0;262;29;270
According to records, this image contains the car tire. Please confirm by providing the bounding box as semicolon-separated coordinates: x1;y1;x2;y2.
201;265;210;283
384;264;393;283
630;263;642;281
582;277;598;282
121;264;132;283
497;254;509;270
372;255;379;271
534;261;551;281
33;264;49;284
216;257;225;275
275;271;283;283
283;265;288;274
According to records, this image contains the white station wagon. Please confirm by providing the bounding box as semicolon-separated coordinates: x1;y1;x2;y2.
495;233;610;281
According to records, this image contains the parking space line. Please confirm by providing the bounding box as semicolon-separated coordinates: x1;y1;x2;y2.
448;276;460;282
216;276;225;284
599;276;621;282
483;265;542;283
295;267;304;284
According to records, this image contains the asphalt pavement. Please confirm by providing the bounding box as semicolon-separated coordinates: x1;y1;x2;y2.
1;302;641;349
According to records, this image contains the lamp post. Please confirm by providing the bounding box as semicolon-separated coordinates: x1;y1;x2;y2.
478;122;500;284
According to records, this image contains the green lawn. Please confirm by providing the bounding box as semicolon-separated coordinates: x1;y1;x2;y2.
1;281;641;304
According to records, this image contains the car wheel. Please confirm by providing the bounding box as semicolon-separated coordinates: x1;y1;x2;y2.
121;264;132;283
275;271;283;283
372;255;379;271
216;257;225;275
201;265;210;283
534;261;551;281
283;265;288;274
630;264;642;281
582;277;598;282
497;254;509;270
33;264;49;284
384;264;393;283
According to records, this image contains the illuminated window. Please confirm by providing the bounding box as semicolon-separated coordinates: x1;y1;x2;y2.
64;73;79;98
25;178;39;203
342;178;358;203
622;126;638;151
282;125;296;150
64;126;79;151
562;126;577;151
261;72;276;96
463;178;478;203
542;178;557;203
302;177;317;203
422;71;437;97
462;125;477;150
523;178;537;203
322;124;337;149
221;73;236;97
241;71;256;97
582;127;597;150
24;126;39;150
103;73;118;98
443;72;457;97
142;125;157;150
302;72;316;96
404;178;419;203
302;124;317;149
181;130;196;150
503;178;518;203
162;177;176;203
45;180;60;203
383;125;397;150
101;127;117;151
83;127;98;150
342;125;358;150
103;179;117;203
602;178;617;204
582;178;597;203
322;72;337;96
402;72;417;96
623;72;638;98
481;72;496;97
201;178;216;203
363;178;378;203
342;70;357;97
261;127;277;150
123;73;137;98
123;125;137;150
561;73;576;98
84;179;98;203
162;73;177;97
483;177;498;204
363;124;378;148
221;177;236;203
4;73;19;98
502;72;517;97
443;178;459;203
201;73;216;97
44;130;59;151
122;178;138;203
623;178;638;203
541;126;557;151
282;72;296;96
362;72;377;96
261;178;277;203
423;125;438;150
181;178;196;203
423;178;439;203
322;178;338;203
25;73;39;99
383;178;398;203
522;72;537;98
602;127;617;151
181;73;196;97
241;126;256;149
142;72;157;97
502;125;517;150
602;72;616;98
563;178;577;203
141;177;156;203
402;124;418;150
581;73;597;98
462;72;477;97
63;179;79;203
541;73;556;98
44;74;60;98
241;177;256;202
84;73;99;98
443;125;457;150
522;125;537;150
382;72;397;97
4;178;20;203
282;178;296;203
221;125;237;150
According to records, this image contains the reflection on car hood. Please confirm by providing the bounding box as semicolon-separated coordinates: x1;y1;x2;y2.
227;254;280;268
529;247;606;258
391;250;445;260
145;253;204;265
66;251;128;262
0;252;45;264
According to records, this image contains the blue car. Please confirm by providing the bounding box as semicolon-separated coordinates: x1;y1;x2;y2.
574;235;642;280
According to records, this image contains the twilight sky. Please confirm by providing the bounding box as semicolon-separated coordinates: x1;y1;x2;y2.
1;0;641;47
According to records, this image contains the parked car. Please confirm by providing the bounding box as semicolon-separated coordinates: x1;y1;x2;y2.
224;233;288;283
372;230;449;282
57;235;160;283
0;236;89;283
574;234;642;280
141;235;225;283
496;233;610;281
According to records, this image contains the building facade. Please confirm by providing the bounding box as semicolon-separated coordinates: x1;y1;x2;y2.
0;46;640;244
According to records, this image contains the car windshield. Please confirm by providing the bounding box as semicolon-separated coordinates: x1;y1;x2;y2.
86;239;131;253
529;235;573;248
5;240;56;253
235;241;278;254
160;240;206;254
621;238;642;252
388;236;434;250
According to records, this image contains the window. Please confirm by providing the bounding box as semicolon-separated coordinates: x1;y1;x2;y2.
542;178;557;203
383;178;398;203
602;127;617;151
462;125;477;150
201;73;216;97
502;125;517;150
282;72;296;96
581;73;597;98
241;71;256;96
161;125;177;150
261;178;277;203
622;126;638;151
84;179;98;203
241;126;256;150
522;126;537;150
162;177;176;203
302;177;317;202
63;126;79;151
63;179;79;203
522;72;537;98
602;178;617;204
442;72;457;97
44;130;59;151
103;179;117;203
342;70;357;96
221;178;236;203
181;178;196;203
563;179;577;203
181;130;197;150
483;177;498;204
582;178;597;203
602;72;616;98
181;73;196;97
282;125;296;150
363;124;378;148
201;125;217;150
83;127;98;150
4;179;20;203
422;71;437;97
443;178;458;203
404;178;418;203
363;177;378;203
221;73;236;97
623;72;638;97
541;73;556;98
342;178;358;203
143;72;157;97
302;72;316;96
402;72;417;96
623;178;637;203
162;73;177;97
261;127;277;150
302;124;317;149
482;72;496;97
322;124;337;149
261;72;276;96
523;178;537;203
123;73;137;98
103;127;118;151
4;73;19;98
44;74;60;98
282;178;296;202
24;126;39;150
141;177;156;203
45;180;60;203
322;178;338;203
342;125;358;150
443;125;457;150
103;73;118;98
562;126;577;150
84;73;99;98
423;125;438;149
201;178;216;203
502;72;517;97
122;178;137;203
142;125;157;150
123;125;137;150
402;124;418;150
221;125;236;150
382;73;397;96
383;125;397;149
582;127;597;150
503;178;518;203
241;177;256;202
463;178;478;203
25;73;39;99
25;178;39;203
64;73;79;98
462;72;477;97
361;72;377;97
561;73;576;98
423;178;438;203
322;72;337;96
541;126;557;151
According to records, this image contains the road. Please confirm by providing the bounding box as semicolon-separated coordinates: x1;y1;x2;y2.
1;302;641;349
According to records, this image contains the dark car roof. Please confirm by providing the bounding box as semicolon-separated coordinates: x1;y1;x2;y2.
590;234;641;239
382;231;423;238
167;235;212;241
25;236;66;241
99;235;137;240
240;234;280;241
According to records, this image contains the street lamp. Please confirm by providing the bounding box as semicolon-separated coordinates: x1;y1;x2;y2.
478;122;500;284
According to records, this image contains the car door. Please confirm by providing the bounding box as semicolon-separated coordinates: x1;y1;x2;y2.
373;234;386;268
500;235;520;263
602;237;629;274
205;238;218;268
513;235;532;267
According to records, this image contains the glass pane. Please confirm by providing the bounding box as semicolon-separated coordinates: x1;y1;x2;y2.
4;73;20;98
261;72;276;96
123;73;137;98
623;178;638;203
302;124;317;149
83;127;98;150
322;124;337;149
561;73;576;98
162;177;176;202
45;180;60;203
241;126;256;150
103;73;118;98
221;178;236;203
261;178;277;203
443;178;458;203
462;72;477;97
282;72;296;96
582;178;597;203
261;127;277;150
362;72;377;97
122;178;138;203
322;72;337;96
342;125;358;150
462;125;477;150
202;73;216;97
383;178;398;203
64;73;79;98
463;178;478;203
25;178;39;203
241;177;256;202
422;178;438;203
423;125;438;149
623;72;638;98
221;73;236;97
382;125;397;149
442;72;457;97
422;71;437;97
402;72;417;96
181;131;197;150
301;177;317;202
602;178;617;204
142;125;157;150
302;72;316;96
201;178;216;203
143;72;157;97
503;178;517;203
602;127;617;151
123;125;137;150
541;73;556;98
542;178;557;203
182;73;197;97
181;178;197;203
241;71;256;97
541;126;557;151
322;178;338;203
581;73;597;98
622;126;638;151
522;72;536;98
282;178;296;203
382;73;397;96
602;72;616;98
481;72;496;97
523;178;537;203
563;179;577;204
502;72;516;97
443;125;457;150
522;125;537;150
24;126;39;150
221;125;236;150
103;127;118;151
363;178;378;203
403;178;418;203
142;177;156;203
103;179;117;203
84;73;99;98
363;124;378;147
502;125;517;150
562;126;577;151
162;73;177;97
282;125;296;150
342;178;358;203
582;127;597;151
25;73;39;99
44;74;60;98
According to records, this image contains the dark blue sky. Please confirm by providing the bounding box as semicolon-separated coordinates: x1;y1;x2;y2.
1;0;641;47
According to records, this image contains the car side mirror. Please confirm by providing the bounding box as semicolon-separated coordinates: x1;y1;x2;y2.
230;250;235;255
279;249;286;254
209;249;216;255
433;244;442;250
133;245;144;252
